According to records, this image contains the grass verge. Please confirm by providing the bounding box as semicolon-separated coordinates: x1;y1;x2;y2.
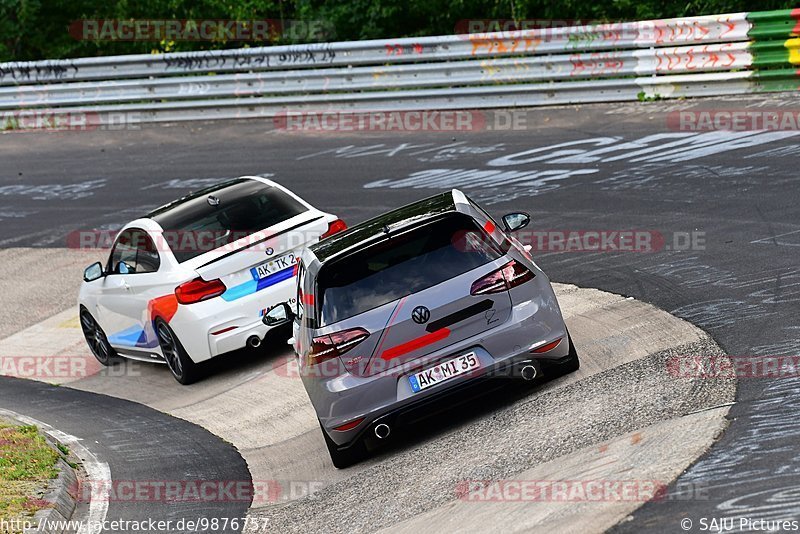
0;421;60;530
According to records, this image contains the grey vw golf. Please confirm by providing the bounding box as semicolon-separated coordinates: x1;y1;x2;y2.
264;189;579;467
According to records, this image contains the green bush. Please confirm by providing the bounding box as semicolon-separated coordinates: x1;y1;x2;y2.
1;0;797;62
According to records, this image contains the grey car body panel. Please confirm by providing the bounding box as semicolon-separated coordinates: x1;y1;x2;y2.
294;190;570;447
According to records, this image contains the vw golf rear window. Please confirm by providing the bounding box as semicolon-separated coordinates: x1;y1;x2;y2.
318;214;502;325
149;180;308;263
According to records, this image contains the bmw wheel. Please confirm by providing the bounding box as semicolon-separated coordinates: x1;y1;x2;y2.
79;308;118;366
155;320;199;385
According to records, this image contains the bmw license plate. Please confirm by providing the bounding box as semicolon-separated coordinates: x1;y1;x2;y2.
254;253;296;279
408;352;480;393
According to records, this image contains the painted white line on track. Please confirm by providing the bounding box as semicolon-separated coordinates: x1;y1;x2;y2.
750;228;800;246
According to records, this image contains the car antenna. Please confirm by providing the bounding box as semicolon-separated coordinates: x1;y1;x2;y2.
382;224;390;234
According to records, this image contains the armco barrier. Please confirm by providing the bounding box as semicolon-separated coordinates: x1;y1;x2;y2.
0;9;799;125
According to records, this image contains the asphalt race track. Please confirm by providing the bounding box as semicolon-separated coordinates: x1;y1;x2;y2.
2;93;800;531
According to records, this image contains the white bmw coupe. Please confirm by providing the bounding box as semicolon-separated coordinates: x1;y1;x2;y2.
78;176;345;384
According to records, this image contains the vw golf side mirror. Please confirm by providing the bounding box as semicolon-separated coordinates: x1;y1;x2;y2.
263;303;295;326
501;212;531;232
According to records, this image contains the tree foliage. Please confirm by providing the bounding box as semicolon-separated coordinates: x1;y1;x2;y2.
1;0;796;62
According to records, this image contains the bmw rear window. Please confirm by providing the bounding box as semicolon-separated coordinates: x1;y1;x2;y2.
317;214;502;325
149;180;308;263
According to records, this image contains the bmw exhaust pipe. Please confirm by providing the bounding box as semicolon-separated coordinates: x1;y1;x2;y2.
374;423;391;439
247;336;262;349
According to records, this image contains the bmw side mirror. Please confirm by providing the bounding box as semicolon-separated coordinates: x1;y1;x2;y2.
83;262;104;282
502;212;531;232
263;303;295;327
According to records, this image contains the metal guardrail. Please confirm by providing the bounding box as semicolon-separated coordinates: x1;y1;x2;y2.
0;10;798;124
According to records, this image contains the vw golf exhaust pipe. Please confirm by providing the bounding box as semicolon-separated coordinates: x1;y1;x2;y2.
374;423;391;439
521;364;538;381
247;336;262;349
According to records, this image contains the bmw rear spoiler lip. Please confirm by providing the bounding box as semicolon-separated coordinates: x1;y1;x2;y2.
194;215;325;270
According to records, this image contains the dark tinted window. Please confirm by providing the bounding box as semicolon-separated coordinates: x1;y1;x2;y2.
107;229;160;274
317;214;502;325
107;230;137;274
152;181;308;263
132;231;160;273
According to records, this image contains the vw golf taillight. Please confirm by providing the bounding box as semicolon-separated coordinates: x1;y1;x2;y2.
175;277;227;304
308;328;369;367
470;260;534;295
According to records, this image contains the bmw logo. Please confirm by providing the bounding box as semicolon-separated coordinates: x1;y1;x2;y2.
265;247;274;256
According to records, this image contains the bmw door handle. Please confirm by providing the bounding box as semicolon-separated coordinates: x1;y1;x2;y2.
123;282;131;291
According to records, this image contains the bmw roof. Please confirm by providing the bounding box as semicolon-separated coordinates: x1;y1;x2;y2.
146;177;253;227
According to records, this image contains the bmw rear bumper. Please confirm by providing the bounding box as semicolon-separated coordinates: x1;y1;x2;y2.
168;277;296;362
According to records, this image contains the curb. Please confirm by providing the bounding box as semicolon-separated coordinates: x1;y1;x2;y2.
0;416;82;534
30;443;80;534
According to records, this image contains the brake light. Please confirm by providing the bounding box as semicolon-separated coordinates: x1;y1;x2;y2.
320;219;347;239
333;417;364;432
308;327;369;366
175;277;227;304
531;338;562;353
470;260;534;295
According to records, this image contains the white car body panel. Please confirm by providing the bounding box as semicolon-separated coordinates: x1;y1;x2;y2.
78;176;338;365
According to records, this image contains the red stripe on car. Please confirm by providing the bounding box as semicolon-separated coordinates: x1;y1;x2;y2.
380;328;451;361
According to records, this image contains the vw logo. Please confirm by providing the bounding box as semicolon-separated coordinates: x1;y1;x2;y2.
411;306;430;324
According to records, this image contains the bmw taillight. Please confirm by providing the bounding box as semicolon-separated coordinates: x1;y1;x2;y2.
320;219;347;240
308;328;369;366
470;260;534;295
175;277;227;304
